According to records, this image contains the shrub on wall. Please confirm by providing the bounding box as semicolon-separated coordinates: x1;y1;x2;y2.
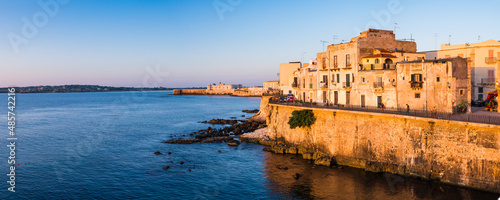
288;110;316;129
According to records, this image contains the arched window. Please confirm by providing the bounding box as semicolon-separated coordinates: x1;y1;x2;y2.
375;59;380;64
385;58;393;64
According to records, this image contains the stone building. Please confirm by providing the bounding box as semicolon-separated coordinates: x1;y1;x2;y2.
295;60;318;102
263;81;279;90
206;83;242;95
357;49;425;108
278;28;472;113
313;29;417;106
437;40;500;101
279;62;301;95
396;57;470;113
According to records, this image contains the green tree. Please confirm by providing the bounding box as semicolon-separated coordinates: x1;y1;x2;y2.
288;110;316;129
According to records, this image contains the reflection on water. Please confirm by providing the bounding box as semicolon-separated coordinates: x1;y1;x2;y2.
263;152;499;200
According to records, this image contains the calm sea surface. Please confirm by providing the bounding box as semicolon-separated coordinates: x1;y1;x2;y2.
0;91;498;200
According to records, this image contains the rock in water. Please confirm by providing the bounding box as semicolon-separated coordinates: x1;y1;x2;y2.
154;151;162;155
227;140;240;146
163;166;170;170
293;173;302;180
179;161;184;165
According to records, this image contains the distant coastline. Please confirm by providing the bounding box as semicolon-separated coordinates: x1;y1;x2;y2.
0;85;205;93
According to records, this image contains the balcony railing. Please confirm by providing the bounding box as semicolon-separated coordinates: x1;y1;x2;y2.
332;63;339;69
411;82;423;90
343;82;351;88
485;57;497;64
360;64;396;70
345;64;352;69
291;82;298;87
481;78;496;85
320;83;328;88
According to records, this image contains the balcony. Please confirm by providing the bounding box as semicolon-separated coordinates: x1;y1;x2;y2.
481;78;496;85
485;57;497;64
291;82;298;88
320;83;328;89
344;64;352;69
332;63;339;70
342;82;351;88
360;64;396;71
411;82;423;90
373;82;384;92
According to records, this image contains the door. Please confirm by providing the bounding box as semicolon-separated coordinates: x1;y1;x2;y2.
334;91;338;105
346;92;350;105
323;91;327;103
361;95;365;107
377;96;382;107
303;92;305;101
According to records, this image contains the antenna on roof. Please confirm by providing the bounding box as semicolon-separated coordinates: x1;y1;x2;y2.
320;40;329;52
332;35;338;44
478;35;481;42
448;35;452;45
394;23;399;36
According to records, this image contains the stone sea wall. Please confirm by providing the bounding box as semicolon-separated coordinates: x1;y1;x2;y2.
262;96;500;193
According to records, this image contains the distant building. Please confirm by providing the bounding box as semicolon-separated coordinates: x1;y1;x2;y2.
437;40;500;101
206;83;242;95
263;81;279;90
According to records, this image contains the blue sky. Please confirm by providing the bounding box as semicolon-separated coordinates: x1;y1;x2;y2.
0;0;499;87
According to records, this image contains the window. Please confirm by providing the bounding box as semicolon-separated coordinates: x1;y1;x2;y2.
411;74;422;82
403;77;405;80
346;54;351;66
489;49;494;57
334;55;338;67
377;77;383;87
367;59;369;62
303;79;305;88
362;77;365;83
309;78;313;89
332;75;335;83
337;74;340;83
436;77;440;82
460;89;464;95
415;93;421;98
375;59;380;64
352;73;355;82
323;75;328;83
478;94;484;100
478;87;483;93
322;58;326;69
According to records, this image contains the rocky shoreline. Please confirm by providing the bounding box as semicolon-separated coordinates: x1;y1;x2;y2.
164;110;266;144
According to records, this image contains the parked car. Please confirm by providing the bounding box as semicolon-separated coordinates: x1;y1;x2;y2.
279;96;286;102
287;95;296;102
475;99;485;107
471;99;476;107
